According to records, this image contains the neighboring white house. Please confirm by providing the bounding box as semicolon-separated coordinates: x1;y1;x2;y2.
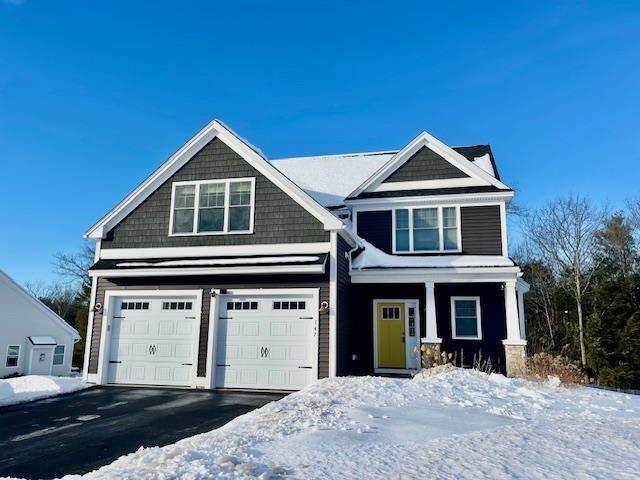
0;269;80;378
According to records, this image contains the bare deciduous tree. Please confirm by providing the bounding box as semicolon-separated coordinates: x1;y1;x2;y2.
524;195;606;368
53;242;94;293
25;281;78;318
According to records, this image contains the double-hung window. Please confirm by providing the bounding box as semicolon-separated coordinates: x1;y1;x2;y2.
451;297;482;340
170;178;255;235
53;345;65;366
394;206;460;253
5;345;20;368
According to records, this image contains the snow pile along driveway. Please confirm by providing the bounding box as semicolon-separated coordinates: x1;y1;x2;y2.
64;368;638;479
0;375;89;408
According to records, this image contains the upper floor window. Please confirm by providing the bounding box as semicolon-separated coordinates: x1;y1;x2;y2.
393;206;460;253
170;178;255;236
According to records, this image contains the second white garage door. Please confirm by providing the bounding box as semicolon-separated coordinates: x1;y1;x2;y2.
214;290;318;390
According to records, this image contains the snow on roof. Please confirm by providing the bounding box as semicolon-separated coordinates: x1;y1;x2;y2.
352;240;514;269
271;148;497;207
472;153;495;177
28;336;58;346
271;151;396;207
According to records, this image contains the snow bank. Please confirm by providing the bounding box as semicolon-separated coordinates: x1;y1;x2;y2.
48;368;639;480
352;239;515;269
0;375;89;408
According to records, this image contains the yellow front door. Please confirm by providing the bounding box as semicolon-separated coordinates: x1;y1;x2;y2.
377;302;406;368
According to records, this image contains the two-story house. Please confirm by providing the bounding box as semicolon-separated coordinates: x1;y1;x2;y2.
83;120;529;391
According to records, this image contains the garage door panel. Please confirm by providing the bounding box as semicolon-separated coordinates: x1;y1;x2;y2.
107;295;198;387
215;293;316;390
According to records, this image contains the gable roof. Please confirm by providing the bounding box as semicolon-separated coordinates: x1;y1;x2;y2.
271;144;504;207
347;131;510;200
86;120;345;239
0;270;80;339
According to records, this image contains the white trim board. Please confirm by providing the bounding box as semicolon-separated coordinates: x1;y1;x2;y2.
89;263;326;278
86;119;344;239
348;131;510;199
99;242;331;260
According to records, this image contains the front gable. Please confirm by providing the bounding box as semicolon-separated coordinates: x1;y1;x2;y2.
347;131;510;199
383;146;470;183
101;137;330;249
87;120;345;248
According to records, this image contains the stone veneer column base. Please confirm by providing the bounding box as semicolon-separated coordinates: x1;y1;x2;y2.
503;341;527;377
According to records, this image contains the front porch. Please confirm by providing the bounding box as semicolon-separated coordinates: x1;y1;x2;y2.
344;274;529;377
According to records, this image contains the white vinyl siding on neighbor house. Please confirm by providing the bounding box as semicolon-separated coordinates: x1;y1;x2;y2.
169;178;256;236
393;206;461;253
53;345;65;366
6;345;20;368
451;296;482;340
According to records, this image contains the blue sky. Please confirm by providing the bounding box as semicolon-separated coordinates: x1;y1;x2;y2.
1;1;639;284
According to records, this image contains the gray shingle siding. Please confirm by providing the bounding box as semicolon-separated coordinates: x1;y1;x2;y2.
355;205;503;256
101;138;328;248
460;205;503;255
336;235;354;376
383;146;469;183
89;274;330;379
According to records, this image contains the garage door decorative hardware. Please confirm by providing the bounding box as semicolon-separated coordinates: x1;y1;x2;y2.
299;316;313;320
181;363;193;366
149;344;158;355
260;346;270;358
297;366;312;369
219;316;233;320
217;364;230;367
109;360;122;364
113;316;125;319
185;316;196;319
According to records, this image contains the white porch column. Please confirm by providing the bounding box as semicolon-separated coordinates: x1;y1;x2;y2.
423;281;441;343
504;280;522;342
517;288;527;341
503;280;527;377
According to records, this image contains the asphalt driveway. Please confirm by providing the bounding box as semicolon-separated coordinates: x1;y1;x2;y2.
0;386;284;480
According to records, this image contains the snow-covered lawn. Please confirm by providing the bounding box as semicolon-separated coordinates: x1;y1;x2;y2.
57;369;640;479
0;375;89;408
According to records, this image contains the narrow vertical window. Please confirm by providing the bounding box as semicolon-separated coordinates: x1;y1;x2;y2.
228;181;252;231
442;207;458;250
198;183;225;232
172;185;196;233
395;209;410;251
413;208;439;251
6;345;20;368
53;345;65;366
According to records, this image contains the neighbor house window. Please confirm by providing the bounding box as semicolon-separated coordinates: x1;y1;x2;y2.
394;206;460;253
6;345;20;368
53;345;65;366
451;297;481;340
170;178;255;235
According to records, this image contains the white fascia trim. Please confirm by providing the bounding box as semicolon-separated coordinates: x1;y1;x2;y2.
86;120;343;239
99;242;331;260
348;131;510;198
89;263;326;278
0;270;80;339
371;177;486;192
350;268;521;284
516;277;531;293
345;191;514;209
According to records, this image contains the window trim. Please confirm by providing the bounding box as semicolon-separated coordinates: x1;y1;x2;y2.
5;345;20;368
392;205;462;254
53;345;65;366
450;296;482;340
168;177;256;236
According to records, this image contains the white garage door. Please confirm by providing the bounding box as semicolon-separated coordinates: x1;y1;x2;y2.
107;296;198;387
215;292;317;390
